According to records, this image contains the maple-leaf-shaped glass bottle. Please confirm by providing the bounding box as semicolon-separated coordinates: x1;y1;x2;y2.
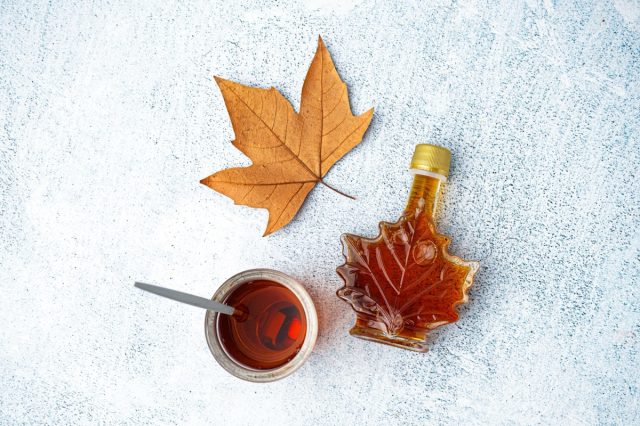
337;144;479;352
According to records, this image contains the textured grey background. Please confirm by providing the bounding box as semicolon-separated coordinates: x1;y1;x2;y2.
1;0;639;424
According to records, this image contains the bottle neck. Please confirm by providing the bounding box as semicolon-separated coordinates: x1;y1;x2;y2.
404;171;445;217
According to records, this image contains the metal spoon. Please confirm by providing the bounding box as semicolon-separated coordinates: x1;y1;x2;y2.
134;282;238;316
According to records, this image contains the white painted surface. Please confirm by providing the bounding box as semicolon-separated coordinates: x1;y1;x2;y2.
1;0;639;424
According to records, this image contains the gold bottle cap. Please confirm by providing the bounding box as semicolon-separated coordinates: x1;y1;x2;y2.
410;144;451;178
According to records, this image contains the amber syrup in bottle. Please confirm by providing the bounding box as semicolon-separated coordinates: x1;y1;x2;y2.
217;280;307;370
337;144;479;352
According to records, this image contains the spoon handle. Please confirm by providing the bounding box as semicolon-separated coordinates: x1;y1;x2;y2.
134;282;236;316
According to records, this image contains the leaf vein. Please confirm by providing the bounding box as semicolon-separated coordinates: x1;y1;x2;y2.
322;114;348;137
322;118;370;162
270;183;304;232
323;88;344;119
213;179;317;186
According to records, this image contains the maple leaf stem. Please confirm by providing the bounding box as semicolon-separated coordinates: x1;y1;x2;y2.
319;179;355;200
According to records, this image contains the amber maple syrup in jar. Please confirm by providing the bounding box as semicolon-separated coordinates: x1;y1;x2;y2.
205;269;317;382
217;280;307;370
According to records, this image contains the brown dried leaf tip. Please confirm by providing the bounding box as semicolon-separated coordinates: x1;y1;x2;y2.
201;37;374;235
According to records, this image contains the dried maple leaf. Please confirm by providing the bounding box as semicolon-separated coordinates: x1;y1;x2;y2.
201;37;373;235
